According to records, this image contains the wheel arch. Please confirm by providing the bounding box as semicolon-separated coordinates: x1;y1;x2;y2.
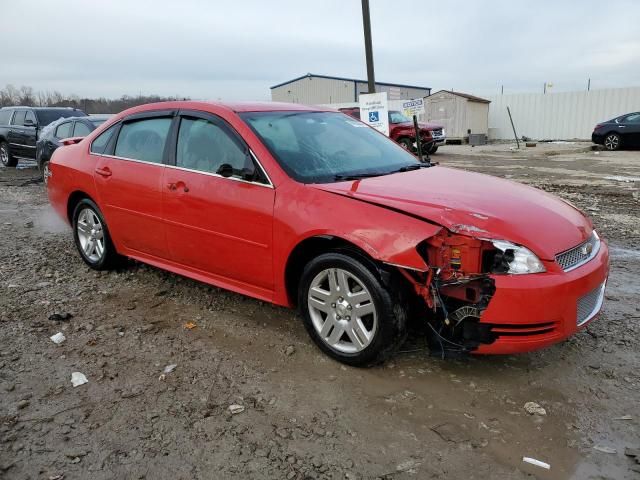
66;190;96;223
284;235;385;307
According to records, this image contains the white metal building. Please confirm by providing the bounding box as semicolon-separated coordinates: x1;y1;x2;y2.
271;73;431;105
424;90;491;141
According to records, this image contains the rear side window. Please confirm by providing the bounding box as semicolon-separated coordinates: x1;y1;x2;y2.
114;118;172;163
90;124;117;155
55;122;73;139
0;110;12;125
73;122;91;137
11;111;26;126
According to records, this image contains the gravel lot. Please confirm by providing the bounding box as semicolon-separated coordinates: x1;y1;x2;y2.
1;143;639;479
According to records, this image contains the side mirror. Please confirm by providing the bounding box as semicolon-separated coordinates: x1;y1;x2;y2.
216;163;233;178
24;118;36;127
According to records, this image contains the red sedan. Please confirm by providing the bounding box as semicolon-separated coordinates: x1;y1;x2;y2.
47;101;609;366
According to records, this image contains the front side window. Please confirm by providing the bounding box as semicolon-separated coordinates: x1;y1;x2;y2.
73;122;91;137
90;124;117;154
114;117;172;163
240;111;420;183
11;110;26;126
176;117;253;179
55;122;73;139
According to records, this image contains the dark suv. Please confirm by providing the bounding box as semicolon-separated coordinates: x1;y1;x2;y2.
0;106;87;167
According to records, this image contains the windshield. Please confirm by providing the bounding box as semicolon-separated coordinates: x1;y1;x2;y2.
36;110;86;127
240;111;421;183
389;111;412;124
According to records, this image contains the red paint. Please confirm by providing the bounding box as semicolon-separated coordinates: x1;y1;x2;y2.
47;101;609;355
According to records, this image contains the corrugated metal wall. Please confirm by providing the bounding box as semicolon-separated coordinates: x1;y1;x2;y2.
487;87;640;140
271;76;430;105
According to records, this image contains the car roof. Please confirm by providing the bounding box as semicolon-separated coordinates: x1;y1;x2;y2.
0;106;84;111
117;100;332;118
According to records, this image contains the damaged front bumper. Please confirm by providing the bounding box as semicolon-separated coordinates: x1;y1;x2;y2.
474;240;609;354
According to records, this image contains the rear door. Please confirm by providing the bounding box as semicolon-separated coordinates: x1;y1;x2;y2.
8;110;26;157
162;110;275;293
92;111;175;259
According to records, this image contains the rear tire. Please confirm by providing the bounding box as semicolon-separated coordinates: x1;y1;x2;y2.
604;133;621;151
0;141;17;167
72;198;122;270
298;252;407;367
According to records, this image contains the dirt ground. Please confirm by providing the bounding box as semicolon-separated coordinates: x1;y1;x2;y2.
1;143;639;480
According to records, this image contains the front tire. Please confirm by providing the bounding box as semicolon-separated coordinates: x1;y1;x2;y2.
604;133;621;151
397;137;414;152
72;199;121;270
299;252;407;367
0;141;17;167
427;145;438;154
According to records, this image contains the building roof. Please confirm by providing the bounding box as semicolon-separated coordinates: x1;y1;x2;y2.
271;73;430;91
430;90;491;103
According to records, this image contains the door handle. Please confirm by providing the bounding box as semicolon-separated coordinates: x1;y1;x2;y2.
618;125;626;128
95;167;112;177
168;182;189;192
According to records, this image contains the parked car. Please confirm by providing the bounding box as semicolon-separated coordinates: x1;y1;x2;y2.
0;106;87;168
592;112;640;150
339;107;446;154
47;101;609;366
36;115;110;183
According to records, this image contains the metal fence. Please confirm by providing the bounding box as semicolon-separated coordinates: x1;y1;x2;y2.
486;87;640;140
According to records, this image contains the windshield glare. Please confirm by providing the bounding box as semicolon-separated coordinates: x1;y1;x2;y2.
389;111;412;124
240;111;420;183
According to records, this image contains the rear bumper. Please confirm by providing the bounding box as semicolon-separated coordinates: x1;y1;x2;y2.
474;241;609;354
591;132;604;144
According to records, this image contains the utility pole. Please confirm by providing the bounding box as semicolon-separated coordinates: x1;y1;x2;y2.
361;0;376;94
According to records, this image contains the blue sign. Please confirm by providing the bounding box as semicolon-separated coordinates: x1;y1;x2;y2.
368;111;379;122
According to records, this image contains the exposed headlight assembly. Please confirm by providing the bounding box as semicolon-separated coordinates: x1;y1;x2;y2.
491;240;546;274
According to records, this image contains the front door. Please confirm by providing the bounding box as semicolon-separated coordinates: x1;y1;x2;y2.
8;110;27;157
162;112;275;294
621;113;640;147
93;114;174;259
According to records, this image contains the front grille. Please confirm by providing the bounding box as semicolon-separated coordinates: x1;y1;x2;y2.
432;129;443;137
577;281;606;326
556;232;600;271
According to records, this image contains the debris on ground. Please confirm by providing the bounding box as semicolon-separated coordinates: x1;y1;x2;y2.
163;364;177;374
228;404;245;414
183;321;197;330
50;332;66;344
70;372;88;387
593;445;617;454
522;457;551;469
524;402;547;416
624;447;640;458
614;415;633;420
285;345;295;356
49;312;73;322
430;423;470;443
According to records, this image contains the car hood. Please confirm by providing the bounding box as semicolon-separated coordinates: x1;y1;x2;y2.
393;121;443;131
314;166;592;260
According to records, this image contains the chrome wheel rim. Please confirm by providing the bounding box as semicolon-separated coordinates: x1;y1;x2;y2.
0;145;8;166
43;162;51;186
307;268;377;354
604;135;619;150
77;208;105;263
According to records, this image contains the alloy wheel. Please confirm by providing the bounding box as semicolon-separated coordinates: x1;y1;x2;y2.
604;134;619;150
307;268;378;354
42;162;51;186
76;208;105;263
0;145;8;166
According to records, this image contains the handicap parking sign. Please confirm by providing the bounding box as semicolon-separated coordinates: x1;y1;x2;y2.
368;111;379;122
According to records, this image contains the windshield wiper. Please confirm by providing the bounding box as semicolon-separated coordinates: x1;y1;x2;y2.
392;163;433;173
334;172;386;181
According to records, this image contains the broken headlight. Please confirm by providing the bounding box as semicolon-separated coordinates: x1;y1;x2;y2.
491;240;545;274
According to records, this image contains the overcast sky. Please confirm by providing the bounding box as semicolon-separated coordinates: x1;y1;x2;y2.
2;0;639;100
